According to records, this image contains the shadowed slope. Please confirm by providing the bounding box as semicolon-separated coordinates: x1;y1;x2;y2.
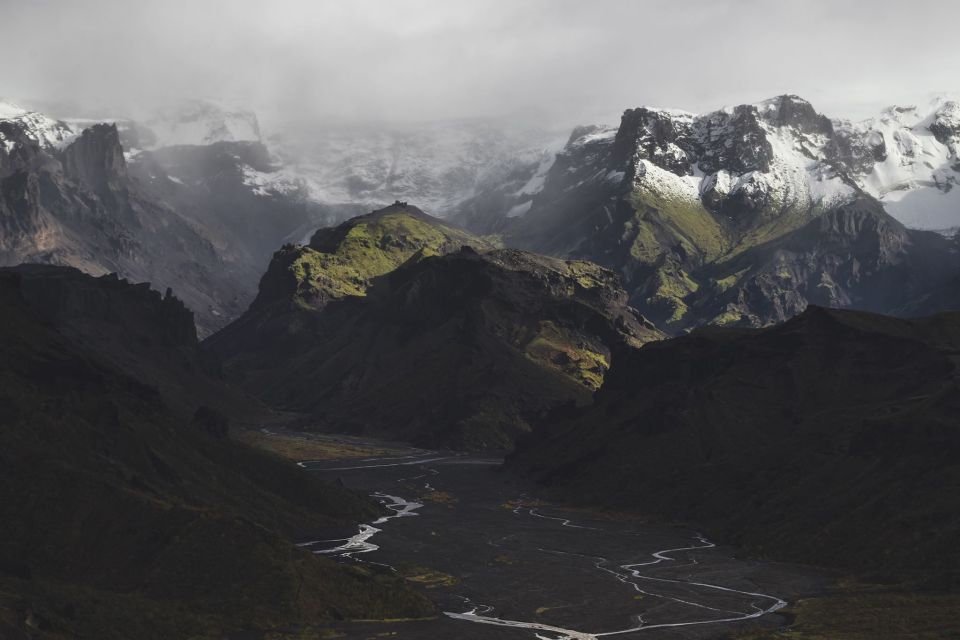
0;268;431;640
511;306;960;586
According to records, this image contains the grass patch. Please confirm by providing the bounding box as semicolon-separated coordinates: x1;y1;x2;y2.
420;490;457;505
236;430;408;462
629;188;728;264
523;320;609;389
395;565;459;589
288;211;485;307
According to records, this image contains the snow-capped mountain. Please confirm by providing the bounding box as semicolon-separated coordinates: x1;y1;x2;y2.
498;95;960;330
492;95;960;234
0;100;79;152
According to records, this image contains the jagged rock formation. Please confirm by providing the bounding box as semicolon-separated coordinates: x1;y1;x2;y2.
488;95;960;330
207;204;661;449
0;104;250;335
0;267;432;639
510;306;960;587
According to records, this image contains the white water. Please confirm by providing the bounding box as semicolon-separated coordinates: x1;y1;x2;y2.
445;506;786;639
296;448;787;638
298;492;422;559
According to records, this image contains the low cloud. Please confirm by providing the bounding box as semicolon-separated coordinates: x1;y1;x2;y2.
4;0;959;128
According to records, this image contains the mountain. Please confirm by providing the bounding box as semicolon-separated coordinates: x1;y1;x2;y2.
0;266;431;639
9;91;959;339
207;203;662;449
0;102;253;334
467;95;960;330
509;306;960;587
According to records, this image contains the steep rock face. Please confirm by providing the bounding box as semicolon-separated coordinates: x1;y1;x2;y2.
62;124;128;207
0;106;250;335
693;198;960;326
498;95;960;330
207;205;661;449
510;306;960;586
0;269;432;639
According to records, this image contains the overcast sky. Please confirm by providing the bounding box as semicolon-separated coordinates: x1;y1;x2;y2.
4;0;959;128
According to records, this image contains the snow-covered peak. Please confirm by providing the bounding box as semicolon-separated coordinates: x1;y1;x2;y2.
523;94;960;232
143;99;261;148
836;95;960;230
591;95;853;217
0;100;79;151
0;101;29;119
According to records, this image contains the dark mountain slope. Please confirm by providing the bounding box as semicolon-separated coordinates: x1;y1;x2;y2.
0;268;431;640
5;264;254;420
208;204;662;449
510;306;960;586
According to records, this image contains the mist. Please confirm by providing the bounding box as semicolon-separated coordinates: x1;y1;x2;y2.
4;0;960;129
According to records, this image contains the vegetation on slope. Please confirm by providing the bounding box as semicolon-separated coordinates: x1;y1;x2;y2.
257;203;488;311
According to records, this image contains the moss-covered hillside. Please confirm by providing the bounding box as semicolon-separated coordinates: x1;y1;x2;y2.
255;203;489;311
207;209;663;449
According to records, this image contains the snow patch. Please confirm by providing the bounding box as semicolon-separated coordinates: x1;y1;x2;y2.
506;200;532;218
0;101;79;150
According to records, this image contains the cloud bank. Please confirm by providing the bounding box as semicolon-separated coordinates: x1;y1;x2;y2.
4;0;959;127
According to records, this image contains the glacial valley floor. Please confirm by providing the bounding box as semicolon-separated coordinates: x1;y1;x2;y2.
257;430;830;640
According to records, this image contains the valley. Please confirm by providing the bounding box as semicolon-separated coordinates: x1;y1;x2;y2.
4;5;960;637
254;430;827;639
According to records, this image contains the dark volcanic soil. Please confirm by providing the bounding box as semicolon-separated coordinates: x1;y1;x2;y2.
298;446;827;639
